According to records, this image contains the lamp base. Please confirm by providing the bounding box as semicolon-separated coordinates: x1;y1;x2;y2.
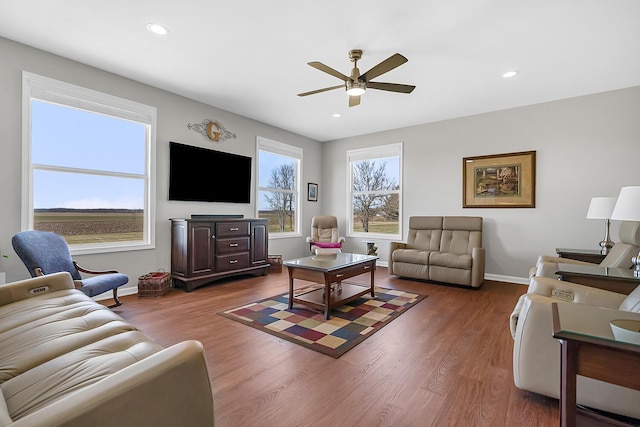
599;219;614;255
599;239;614;255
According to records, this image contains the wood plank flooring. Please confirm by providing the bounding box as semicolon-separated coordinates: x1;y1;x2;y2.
110;267;560;427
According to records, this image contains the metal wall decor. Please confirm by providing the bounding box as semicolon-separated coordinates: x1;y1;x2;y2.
187;119;237;142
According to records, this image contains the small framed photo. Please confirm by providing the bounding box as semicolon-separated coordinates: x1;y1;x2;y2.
308;182;318;202
463;150;536;208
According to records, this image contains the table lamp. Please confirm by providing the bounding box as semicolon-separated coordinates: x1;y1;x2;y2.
586;196;617;254
610;186;640;276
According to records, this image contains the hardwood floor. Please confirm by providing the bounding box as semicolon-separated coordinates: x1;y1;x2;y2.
110;267;560;427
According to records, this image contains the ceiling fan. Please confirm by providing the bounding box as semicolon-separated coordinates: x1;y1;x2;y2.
297;49;416;107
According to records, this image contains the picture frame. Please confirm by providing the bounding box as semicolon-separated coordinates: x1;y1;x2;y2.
462;150;536;208
308;182;318;202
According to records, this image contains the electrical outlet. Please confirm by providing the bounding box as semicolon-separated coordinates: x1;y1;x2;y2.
552;289;574;301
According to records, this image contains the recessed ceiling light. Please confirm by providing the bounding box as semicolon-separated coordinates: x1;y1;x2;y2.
502;70;519;79
332;113;341;118
146;23;168;35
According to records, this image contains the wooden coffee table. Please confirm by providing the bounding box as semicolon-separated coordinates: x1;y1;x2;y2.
283;253;377;320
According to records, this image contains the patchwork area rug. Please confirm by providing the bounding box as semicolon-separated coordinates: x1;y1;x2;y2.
219;285;426;358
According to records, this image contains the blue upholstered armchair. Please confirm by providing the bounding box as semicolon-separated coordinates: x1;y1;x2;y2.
11;230;128;307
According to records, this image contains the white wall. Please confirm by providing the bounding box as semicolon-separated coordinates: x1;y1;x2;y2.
1;36;638;289
0;37;323;291
324;87;640;282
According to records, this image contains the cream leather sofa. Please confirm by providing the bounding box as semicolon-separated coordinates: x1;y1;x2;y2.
0;272;214;427
510;275;640;419
389;216;485;287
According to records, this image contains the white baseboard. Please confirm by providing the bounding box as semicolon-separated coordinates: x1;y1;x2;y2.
92;284;139;302
90;270;530;303
484;273;529;285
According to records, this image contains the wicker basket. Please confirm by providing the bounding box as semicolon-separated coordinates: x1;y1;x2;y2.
267;255;283;273
138;271;172;298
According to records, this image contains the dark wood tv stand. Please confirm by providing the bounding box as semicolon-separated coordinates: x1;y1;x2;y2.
170;217;269;292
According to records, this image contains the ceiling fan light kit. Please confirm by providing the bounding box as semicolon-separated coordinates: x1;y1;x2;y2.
346;80;366;96
298;49;415;107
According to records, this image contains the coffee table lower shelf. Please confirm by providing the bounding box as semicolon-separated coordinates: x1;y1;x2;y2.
291;283;372;315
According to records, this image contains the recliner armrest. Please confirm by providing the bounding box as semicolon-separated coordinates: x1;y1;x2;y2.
0;272;75;306
537;255;596;266
534;255;597;278
528;276;626;309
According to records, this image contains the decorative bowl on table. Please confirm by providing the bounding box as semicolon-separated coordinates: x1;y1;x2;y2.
610;319;640;345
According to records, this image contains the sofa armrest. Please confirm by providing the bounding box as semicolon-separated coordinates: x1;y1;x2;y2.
528;276;626;309
471;247;485;287
389;242;406;253
0;272;75;307
12;340;214;427
388;242;407;275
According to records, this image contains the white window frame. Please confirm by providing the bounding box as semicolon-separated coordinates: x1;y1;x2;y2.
22;72;157;254
256;136;302;239
346;143;403;241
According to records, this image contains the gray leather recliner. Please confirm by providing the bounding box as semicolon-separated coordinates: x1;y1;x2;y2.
510;275;640;419
529;221;640;279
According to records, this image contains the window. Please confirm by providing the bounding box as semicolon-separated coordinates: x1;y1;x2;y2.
256;137;302;237
347;143;402;240
22;72;156;254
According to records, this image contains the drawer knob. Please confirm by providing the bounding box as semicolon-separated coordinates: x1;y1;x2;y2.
229;259;238;264
336;274;344;278
230;227;239;231
229;243;239;247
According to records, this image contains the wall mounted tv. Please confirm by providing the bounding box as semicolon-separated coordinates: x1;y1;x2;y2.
169;141;252;203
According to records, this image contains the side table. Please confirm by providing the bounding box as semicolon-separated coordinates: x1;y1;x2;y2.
551;302;640;426
555;248;607;264
556;263;639;295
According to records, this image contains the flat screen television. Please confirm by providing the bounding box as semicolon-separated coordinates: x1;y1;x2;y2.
169;141;252;203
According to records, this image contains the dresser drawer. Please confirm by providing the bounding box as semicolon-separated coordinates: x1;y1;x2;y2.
216;222;250;237
216;237;250;255
216;253;250;272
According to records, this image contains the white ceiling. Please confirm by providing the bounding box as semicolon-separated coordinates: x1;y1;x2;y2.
1;0;640;142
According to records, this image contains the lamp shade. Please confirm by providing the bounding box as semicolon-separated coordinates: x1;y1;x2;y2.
610;186;640;221
586;197;617;219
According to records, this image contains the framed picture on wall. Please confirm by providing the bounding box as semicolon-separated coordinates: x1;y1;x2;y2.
463;150;536;208
308;182;318;202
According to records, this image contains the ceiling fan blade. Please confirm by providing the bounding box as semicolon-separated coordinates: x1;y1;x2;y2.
367;82;416;94
307;62;350;81
359;53;408;83
349;95;361;107
297;85;344;97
